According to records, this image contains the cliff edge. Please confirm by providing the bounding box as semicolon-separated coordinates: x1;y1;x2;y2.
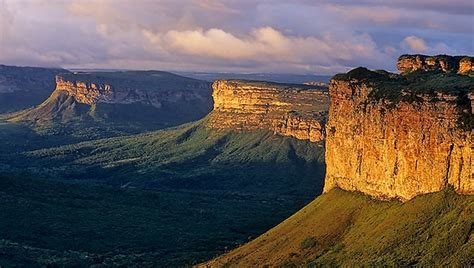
324;55;473;201
397;54;473;74
6;71;213;138
206;80;329;142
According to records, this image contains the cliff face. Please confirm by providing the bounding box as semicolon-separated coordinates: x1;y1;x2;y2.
7;71;214;139
324;60;473;200
206;80;329;142
55;77;113;105
55;72;211;108
397;54;473;74
459;57;474;74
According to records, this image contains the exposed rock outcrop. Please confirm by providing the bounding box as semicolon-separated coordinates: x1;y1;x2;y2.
7;71;213;138
459;57;474;74
397;54;473;74
206;80;328;142
55;72;211;107
324;64;473;201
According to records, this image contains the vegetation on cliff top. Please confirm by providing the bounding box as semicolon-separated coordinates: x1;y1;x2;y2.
207;188;474;267
217;79;328;91
333;67;473;102
59;70;210;91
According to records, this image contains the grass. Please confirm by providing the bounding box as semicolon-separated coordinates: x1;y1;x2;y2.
300;237;317;249
207;188;474;267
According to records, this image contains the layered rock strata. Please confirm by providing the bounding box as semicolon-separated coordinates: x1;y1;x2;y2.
55;72;211;108
397;54;473;74
206;80;329;142
324;60;473;200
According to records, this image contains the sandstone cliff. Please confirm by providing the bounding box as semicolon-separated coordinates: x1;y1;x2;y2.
324;58;473;200
397;54;473;74
206;80;328;142
7;71;213;138
55;71;211;107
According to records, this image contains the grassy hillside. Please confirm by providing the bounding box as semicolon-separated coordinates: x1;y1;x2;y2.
3;118;325;197
7;91;211;140
0;174;309;267
206;188;474;267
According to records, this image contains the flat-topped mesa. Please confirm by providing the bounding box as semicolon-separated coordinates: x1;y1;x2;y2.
55;71;211;108
324;64;473;201
55;76;113;105
397;54;473;74
206;80;329;142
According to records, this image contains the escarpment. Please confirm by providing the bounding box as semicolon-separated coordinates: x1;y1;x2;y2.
55;72;212;107
397;54;473;74
206;80;329;142
7;71;213;138
324;56;473;201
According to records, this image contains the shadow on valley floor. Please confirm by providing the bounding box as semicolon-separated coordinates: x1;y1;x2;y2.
0;120;326;266
0;120;326;197
0;174;312;266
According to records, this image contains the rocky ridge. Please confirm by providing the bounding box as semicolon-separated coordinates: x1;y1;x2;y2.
397;54;473;74
324;55;473;201
55;71;211;107
206;80;329;142
6;71;213;138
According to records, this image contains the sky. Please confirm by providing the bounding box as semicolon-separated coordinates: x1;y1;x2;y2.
0;0;473;74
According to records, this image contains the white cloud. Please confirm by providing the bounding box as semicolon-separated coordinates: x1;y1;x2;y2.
139;27;390;73
402;36;428;52
401;35;453;55
0;0;472;73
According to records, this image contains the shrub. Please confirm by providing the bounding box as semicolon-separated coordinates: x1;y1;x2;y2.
300;237;318;249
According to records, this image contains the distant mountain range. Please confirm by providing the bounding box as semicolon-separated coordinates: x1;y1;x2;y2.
0;65;67;113
175;71;332;84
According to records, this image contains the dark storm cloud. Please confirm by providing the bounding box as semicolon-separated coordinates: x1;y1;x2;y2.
0;0;472;74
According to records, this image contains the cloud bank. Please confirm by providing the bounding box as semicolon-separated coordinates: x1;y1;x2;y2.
0;0;472;74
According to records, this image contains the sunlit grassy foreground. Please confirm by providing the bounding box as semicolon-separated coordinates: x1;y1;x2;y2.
204;187;473;267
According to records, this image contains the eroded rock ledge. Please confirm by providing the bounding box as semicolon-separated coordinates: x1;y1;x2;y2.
397;54;473;74
55;72;212;108
324;57;473;201
206;80;329;142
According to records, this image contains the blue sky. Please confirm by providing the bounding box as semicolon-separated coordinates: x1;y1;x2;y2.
0;0;472;74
